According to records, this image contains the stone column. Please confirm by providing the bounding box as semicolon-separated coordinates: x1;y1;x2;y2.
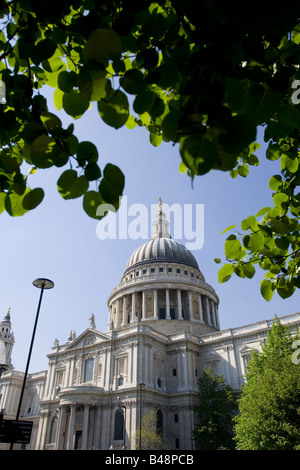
94;404;102;449
153;289;158;319
81;403;90;450
131;292;136;323
67;403;76;450
166;289;171;319
198;294;203;322
122;295;127;325
206;297;212;325
177;289;183;319
116;298;121;327
56;405;67;450
142;290;146;320
188;291;193;320
108;306;112;330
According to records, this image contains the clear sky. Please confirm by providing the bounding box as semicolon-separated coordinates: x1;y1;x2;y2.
0;92;299;373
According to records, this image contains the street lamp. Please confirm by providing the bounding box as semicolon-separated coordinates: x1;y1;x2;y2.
10;278;54;450
137;383;145;450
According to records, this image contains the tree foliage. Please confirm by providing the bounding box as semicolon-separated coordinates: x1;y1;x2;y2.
1;1;300;297
234;318;300;450
193;367;237;450
134;410;168;450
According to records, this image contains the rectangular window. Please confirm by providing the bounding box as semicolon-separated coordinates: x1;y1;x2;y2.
174;414;178;423
175;437;180;449
84;358;94;382
173;368;177;376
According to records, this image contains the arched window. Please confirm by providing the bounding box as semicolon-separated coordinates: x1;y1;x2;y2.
156;410;163;434
114;408;124;440
49;416;58;443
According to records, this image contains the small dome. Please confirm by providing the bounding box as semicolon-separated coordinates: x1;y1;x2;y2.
125;237;200;272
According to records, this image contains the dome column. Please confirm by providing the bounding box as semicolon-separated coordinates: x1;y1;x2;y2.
131;292;136;323
122;295;127;325
116;299;121;327
198;294;204;322
188;291;193;321
142;291;146;320
165;289;171;319
153;289;158;319
177;289;183;320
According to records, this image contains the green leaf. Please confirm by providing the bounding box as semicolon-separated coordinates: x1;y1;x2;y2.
85;162;101;181
22;188;44;210
121;70;146;95
149;132;162;147
218;263;234;283
57;170;89;200
241;215;258;231
219;224;236;235
218;115;257;155
242;84;281;124
98;90;129;129
269;175;282;190
260;279;274;301
99;163;125;206
30;135;57;169
276;278;295;299
225;234;242;259
57;70;77;93
30;38;57;65
83;190;105;219
40;111;62;129
76;141;98;165
277;104;300;129
83;29;122;66
281;154;299;173
256;207;271;217
0;192;5;214
133;91;156;115
5;189;30;217
248;232;265;251
242;262;256;279
63;90;90;119
180;135;218;175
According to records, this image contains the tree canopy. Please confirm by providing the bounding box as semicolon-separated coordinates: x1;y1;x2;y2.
234;318;300;450
1;0;300;298
193;367;237;450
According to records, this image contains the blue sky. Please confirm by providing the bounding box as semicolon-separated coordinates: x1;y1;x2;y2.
0;95;299;373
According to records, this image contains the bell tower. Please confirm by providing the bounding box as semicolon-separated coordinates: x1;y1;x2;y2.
0;308;15;375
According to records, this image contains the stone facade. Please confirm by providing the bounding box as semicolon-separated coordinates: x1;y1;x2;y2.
0;206;300;450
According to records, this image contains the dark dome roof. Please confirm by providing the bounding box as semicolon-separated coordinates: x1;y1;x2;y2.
125;237;200;272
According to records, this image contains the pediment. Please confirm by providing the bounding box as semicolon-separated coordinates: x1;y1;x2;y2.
65;328;109;350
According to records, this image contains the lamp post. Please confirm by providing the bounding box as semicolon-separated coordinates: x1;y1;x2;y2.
10;278;54;450
137;383;145;450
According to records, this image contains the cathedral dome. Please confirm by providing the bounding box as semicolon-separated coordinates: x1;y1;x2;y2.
125;200;199;273
125;237;199;272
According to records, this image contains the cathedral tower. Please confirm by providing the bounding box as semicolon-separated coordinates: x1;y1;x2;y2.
0;308;14;374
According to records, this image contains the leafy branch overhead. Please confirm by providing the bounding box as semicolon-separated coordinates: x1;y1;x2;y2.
1;0;300;299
